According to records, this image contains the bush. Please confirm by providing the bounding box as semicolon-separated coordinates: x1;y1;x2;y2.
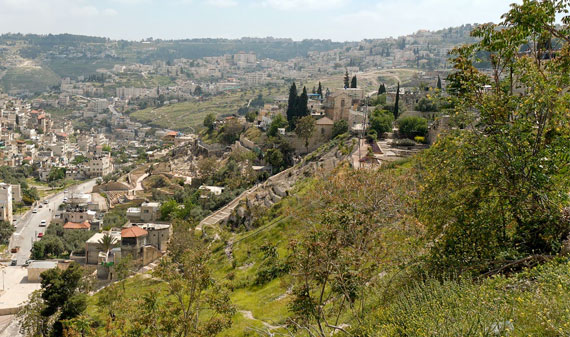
366;130;378;142
370;109;394;136
0;221;14;245
397;116;428;139
415;97;439;112
392;138;417;147
332;120;348;138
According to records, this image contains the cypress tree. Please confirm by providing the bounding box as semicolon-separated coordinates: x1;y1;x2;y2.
378;83;386;95
286;83;298;127
350;75;357;88
298;86;309;118
317;82;323;100
344;70;350;88
394;82;400;120
437;75;442;90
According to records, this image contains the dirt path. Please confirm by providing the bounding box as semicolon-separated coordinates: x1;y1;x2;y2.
239;310;284;331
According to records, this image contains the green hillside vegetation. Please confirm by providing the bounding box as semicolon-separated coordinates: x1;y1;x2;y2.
46;59;119;79
19;2;570;336
130;86;286;131
1;66;59;92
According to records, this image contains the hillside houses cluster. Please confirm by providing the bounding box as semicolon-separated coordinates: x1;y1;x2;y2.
0;98;117;179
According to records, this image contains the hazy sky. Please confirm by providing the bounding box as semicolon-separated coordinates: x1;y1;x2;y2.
0;0;521;41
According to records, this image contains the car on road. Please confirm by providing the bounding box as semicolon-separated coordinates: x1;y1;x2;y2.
40;220;47;226
23;260;31;267
10;259;17;266
63;197;68;202
10;246;19;253
43;200;49;204
64;190;68;193
37;232;43;238
32;208;38;213
39;204;43;208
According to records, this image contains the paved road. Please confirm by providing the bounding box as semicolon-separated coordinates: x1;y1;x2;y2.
9;179;97;266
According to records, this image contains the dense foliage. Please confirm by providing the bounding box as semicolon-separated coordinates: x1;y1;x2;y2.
419;0;570;276
397;116;428;139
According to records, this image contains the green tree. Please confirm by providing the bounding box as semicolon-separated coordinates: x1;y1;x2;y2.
193;85;202;96
97;233;118;261
265;148;284;171
221;118;244;144
298;86;309;118
267;114;288;137
419;0;570;276
47;167;66;182
415;97;438;112
160;199;179;220
295;115;315;154
288;168;413;336
149;228;235;336
397;116;428;139
350;75;357;88
378;83;386;95
203;113;216;132
436;75;442;90
19;263;87;337
31;235;65;259
369;109;394;136
286;82;298;129
332;120;348;138
394;82;400;119
0;221;14;245
343;69;350;88
245;110;257;123
71;155;88;165
317;81;323;99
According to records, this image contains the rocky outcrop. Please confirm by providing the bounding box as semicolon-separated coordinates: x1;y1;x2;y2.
224;141;350;228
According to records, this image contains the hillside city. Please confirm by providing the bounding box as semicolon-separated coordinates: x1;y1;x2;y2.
0;1;568;336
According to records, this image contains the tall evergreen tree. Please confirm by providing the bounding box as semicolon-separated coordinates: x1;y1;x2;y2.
317;82;323;100
437;75;442;90
378;83;386;95
344;70;350;88
298;86;309;118
394;82;400;120
286;82;298;127
350;75;357;88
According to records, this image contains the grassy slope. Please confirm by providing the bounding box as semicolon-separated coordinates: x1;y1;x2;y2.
1;66;60;92
84;156;570;336
130;86;286;132
46;59;119;78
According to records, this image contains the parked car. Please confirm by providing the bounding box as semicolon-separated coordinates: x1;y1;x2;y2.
10;246;19;253
39;205;43;208
43;200;49;205
40;220;47;227
37;232;43;238
32;208;38;213
10;260;17;266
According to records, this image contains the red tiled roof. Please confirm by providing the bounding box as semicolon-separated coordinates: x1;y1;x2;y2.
121;226;148;238
64;221;91;230
56;132;68;138
166;131;178;136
